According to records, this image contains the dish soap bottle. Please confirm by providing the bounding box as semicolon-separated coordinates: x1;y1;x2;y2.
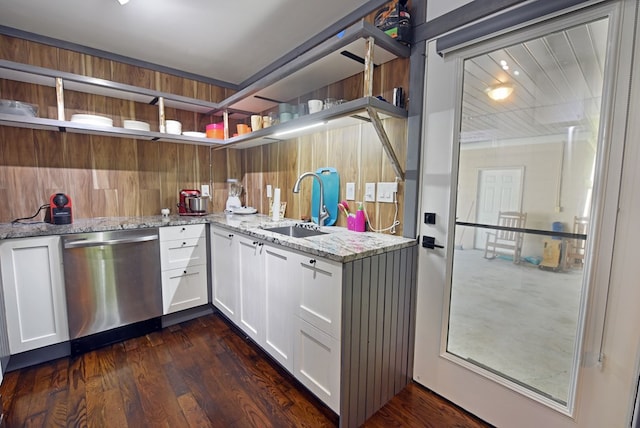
355;202;366;232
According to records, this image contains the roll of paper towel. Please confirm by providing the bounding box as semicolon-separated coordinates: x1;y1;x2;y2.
272;188;281;221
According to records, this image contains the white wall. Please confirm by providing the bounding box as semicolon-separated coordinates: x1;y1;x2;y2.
457;133;596;257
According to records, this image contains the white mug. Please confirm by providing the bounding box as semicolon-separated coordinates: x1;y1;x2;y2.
308;99;323;114
250;115;262;131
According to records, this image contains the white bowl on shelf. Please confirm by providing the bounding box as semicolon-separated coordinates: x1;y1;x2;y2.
123;120;151;132
165;120;182;135
70;114;113;127
182;131;206;138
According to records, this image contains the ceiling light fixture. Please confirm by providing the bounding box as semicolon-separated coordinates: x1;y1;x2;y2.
117;0;129;5
486;83;514;101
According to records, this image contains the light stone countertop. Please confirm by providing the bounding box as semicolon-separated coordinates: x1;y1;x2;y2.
0;213;417;263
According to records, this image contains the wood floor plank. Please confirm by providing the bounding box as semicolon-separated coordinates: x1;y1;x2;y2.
0;312;490;428
177;392;214;428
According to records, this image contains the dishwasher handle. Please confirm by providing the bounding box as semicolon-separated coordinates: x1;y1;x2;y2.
63;233;158;249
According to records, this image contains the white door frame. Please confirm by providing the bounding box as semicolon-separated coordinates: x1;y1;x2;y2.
413;1;640;426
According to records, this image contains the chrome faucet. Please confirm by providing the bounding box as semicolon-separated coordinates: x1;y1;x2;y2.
293;172;329;226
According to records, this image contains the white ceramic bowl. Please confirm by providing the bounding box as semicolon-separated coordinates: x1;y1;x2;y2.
70;114;113;127
182;131;206;138
165;120;182;135
123;120;151;132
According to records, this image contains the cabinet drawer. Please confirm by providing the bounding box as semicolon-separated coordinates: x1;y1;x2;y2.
160;237;206;270
297;256;342;339
161;264;208;315
294;318;340;414
159;224;206;241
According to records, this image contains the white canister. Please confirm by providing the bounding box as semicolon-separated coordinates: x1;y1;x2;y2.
272;188;281;221
308;99;323;114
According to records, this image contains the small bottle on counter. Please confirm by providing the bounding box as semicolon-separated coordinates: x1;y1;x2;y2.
355;203;366;232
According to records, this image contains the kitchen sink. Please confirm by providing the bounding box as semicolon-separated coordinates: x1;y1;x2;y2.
264;225;328;238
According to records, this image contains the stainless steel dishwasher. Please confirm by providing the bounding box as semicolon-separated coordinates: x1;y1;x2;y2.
62;228;162;354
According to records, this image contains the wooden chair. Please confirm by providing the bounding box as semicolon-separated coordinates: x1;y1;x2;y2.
565;216;589;268
484;211;527;264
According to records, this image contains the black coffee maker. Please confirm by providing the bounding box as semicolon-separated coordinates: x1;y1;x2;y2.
45;193;73;225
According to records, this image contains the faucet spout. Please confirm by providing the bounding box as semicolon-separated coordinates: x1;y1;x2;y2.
293;172;329;226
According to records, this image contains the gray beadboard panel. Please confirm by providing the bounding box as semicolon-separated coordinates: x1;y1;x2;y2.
346;258;363;428
357;256;372;424
373;252;387;411
340;245;417;428
389;249;401;395
398;247;411;390
405;245;418;384
380;250;395;405
368;253;383;415
341;261;353;424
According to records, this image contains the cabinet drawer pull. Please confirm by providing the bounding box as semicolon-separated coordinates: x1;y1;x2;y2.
253;241;258;245
169;271;198;280
169;244;198;250
181;227;186;231
228;234;234;238
309;259;316;264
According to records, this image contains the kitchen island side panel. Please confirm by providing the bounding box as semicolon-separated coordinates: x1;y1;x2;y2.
340;244;418;428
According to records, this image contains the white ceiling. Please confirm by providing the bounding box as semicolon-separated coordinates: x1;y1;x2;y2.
0;0;371;86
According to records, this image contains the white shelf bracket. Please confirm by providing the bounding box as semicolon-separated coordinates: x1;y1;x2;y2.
367;106;405;181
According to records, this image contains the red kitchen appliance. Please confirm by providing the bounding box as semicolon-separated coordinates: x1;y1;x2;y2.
178;189;208;216
45;193;73;225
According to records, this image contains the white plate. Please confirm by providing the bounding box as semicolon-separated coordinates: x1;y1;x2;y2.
70;114;113;127
123;120;151;131
231;207;257;214
182;131;206;138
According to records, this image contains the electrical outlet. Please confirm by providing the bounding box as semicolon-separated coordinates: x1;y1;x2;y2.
377;182;397;203
200;184;210;197
364;183;376;202
266;184;272;198
346;182;355;200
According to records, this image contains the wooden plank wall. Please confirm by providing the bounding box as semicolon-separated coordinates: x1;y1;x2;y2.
1;34;409;236
341;244;417;427
240;57;409;235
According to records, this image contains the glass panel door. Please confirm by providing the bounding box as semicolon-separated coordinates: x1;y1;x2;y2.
447;17;608;406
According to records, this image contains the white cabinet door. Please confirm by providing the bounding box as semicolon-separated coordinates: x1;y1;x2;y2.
237;236;264;342
211;227;239;322
161;264;208;314
263;244;295;371
296;255;342;339
0;236;69;354
294;317;341;414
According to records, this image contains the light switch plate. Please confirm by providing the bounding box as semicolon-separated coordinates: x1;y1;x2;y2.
376;182;397;203
346;182;355;200
200;184;210;197
365;183;376;202
266;184;272;198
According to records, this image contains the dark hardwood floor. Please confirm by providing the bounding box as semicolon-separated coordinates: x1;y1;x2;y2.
0;312;490;427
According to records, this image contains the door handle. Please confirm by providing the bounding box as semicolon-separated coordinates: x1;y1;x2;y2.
422;236;444;249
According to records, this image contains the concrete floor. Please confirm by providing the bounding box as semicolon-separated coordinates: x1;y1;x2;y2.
447;249;584;404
